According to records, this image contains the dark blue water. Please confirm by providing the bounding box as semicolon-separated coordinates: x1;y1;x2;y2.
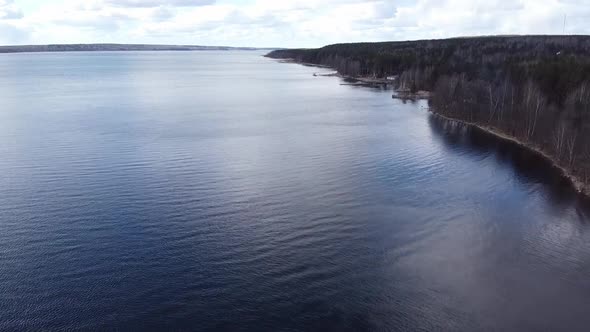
1;51;590;331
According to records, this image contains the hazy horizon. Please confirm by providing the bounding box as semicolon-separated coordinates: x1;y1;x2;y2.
1;0;589;48
1;33;590;49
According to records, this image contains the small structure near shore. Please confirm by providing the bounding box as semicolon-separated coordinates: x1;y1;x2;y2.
392;90;432;100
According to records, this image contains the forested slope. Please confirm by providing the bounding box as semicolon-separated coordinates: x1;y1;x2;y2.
266;36;590;192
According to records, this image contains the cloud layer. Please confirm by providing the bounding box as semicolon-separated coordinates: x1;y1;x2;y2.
0;0;23;19
1;0;589;47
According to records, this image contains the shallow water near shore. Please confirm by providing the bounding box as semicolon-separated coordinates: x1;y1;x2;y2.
1;51;590;331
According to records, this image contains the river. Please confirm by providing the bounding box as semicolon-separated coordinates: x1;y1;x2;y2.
0;51;589;331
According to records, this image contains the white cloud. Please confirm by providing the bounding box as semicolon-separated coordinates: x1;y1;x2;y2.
1;0;590;47
104;0;215;8
0;0;23;19
0;22;29;43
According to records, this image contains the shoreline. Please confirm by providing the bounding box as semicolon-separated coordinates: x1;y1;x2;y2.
319;71;395;86
393;90;432;100
269;56;589;197
272;58;396;85
430;111;589;195
276;58;334;69
272;58;430;98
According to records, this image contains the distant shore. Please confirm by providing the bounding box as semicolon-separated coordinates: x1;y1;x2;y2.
0;44;275;54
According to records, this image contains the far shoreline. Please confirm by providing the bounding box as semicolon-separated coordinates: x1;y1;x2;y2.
0;43;278;54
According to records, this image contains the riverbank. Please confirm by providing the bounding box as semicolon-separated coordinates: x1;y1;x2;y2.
272;57;433;98
269;54;589;196
318;71;394;86
393;90;431;100
275;58;395;86
277;59;334;69
430;111;589;195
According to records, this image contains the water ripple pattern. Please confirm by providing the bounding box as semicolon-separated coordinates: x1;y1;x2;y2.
1;51;590;331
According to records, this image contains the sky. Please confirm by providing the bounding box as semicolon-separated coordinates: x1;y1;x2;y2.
0;0;589;47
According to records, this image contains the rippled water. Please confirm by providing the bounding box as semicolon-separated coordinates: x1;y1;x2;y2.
1;51;590;331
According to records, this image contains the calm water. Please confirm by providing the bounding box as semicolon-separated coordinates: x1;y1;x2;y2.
1;51;590;331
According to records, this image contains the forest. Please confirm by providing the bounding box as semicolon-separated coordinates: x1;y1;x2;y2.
266;36;590;192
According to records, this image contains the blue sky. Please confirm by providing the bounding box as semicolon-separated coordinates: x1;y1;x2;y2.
1;0;589;47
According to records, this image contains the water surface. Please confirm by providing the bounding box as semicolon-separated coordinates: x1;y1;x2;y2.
1;51;590;331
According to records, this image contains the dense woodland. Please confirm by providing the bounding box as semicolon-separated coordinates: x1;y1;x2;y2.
267;36;590;191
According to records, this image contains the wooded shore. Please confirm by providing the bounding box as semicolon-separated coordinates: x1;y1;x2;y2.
266;36;590;194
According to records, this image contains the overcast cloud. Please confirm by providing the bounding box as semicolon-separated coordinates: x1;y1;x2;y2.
0;0;589;47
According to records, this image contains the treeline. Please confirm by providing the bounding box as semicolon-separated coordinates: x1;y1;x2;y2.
266;36;590;191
